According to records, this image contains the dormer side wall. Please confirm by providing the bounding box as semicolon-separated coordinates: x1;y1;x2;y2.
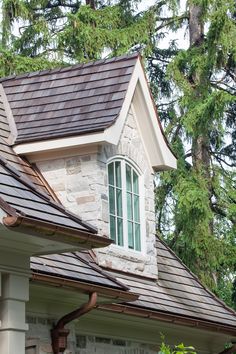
35;107;157;279
95;107;157;278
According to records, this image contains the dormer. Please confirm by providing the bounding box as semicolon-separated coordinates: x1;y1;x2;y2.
1;53;177;279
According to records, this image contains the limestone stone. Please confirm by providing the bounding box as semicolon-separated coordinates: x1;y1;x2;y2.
76;195;95;204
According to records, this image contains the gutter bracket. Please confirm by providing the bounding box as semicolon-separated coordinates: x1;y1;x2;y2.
51;292;97;354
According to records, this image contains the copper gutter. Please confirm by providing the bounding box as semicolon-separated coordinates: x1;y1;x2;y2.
31;273;138;302
98;304;236;336
51;292;97;354
3;215;112;249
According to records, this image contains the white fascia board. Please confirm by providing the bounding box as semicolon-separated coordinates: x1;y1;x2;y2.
131;60;177;171
106;59;177;170
13;131;106;155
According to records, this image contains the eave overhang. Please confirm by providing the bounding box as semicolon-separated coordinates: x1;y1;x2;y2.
31;273;138;304
98;303;236;337
3;214;112;251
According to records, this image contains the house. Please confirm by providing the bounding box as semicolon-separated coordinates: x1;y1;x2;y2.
0;53;235;354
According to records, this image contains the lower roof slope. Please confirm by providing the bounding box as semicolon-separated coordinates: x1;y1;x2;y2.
104;238;236;332
0;137;114;250
29;237;236;333
31;252;127;291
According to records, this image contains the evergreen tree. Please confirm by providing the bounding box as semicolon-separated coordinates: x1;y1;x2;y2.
0;0;154;67
153;0;236;306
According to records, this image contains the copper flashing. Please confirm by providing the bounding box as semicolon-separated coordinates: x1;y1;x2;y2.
98;304;236;337
3;214;112;249
31;273;138;302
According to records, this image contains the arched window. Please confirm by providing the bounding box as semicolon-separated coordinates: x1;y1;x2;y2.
108;159;142;251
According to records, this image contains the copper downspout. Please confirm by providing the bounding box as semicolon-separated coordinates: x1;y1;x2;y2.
51;292;97;354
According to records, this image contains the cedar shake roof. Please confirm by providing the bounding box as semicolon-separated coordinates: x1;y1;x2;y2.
0;136;51;196
31;252;128;291
0;137;100;237
0;54;139;144
0;160;92;233
104;238;236;331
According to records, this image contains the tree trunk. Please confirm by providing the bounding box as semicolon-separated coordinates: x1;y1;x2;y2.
189;2;215;271
189;3;210;177
86;0;96;9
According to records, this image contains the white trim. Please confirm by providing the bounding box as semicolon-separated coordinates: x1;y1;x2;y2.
107;157;146;254
13;132;105;155
0;84;18;145
13;58;177;171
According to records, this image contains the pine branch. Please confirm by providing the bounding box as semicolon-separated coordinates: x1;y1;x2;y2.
155;13;189;32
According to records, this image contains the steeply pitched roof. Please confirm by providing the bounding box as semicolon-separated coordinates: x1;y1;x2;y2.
0;136;51;196
0;137;114;250
0;54;139;144
101;238;236;333
31;252;126;290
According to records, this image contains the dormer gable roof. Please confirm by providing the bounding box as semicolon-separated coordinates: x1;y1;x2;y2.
0;53;176;171
1;54;138;144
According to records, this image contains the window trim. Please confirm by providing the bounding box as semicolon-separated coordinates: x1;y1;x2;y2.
107;156;146;254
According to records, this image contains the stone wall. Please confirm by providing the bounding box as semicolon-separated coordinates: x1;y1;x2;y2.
26;317;159;354
37;107;157;279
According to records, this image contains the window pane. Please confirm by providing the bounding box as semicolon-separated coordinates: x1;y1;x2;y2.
126;164;132;192
134;195;140;222
115;161;121;188
110;215;116;242
117;218;124;246
127;192;132;220
135;224;141;251
116;189;122;216
109;186;115;215
108;163;114;186
133;171;139;194
128;222;134;249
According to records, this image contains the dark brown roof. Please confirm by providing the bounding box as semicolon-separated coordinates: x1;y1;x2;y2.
0;156;96;233
0;134;102;238
31;252;128;291
1;54;139;144
104;238;236;331
0;137;51;196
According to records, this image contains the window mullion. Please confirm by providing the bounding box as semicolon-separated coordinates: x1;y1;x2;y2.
114;162;118;245
131;168;135;249
121;161;128;250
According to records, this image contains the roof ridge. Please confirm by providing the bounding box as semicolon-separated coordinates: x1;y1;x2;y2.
0;52;139;83
156;236;236;317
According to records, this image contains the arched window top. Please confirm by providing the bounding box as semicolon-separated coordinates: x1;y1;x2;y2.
108;158;142;252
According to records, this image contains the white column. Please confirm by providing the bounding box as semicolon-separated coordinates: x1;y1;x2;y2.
0;252;30;354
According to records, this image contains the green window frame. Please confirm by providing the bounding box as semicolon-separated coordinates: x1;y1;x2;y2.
108;159;141;251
